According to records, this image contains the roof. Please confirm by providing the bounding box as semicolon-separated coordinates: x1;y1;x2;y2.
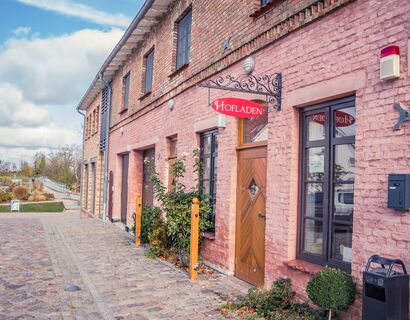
77;0;174;110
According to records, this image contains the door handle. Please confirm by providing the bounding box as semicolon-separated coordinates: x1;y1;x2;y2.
258;213;266;219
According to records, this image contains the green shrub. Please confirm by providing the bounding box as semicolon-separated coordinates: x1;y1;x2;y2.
141;205;161;244
0;176;12;186
240;278;295;317
145;152;212;261
12;185;29;200
306;268;356;320
0;190;14;203
43;193;55;201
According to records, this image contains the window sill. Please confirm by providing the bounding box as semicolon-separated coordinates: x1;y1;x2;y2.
168;63;189;78
119;108;128;115
139;91;152;100
250;1;278;18
286;259;323;275
203;231;215;240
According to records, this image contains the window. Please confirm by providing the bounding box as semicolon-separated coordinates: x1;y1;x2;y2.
200;130;218;230
92;109;96;134
167;136;177;191
239;100;268;144
261;0;272;7
122;72;130;109
144;49;154;94
95;106;99;133
298;97;356;272
176;10;192;69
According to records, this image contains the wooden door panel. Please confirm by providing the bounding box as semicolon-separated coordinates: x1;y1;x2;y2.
236;146;267;286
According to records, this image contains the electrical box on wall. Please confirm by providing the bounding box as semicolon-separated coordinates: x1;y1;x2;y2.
388;174;410;211
380;45;400;80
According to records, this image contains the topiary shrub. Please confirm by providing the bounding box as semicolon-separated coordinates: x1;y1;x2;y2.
306;267;356;320
12;185;29;200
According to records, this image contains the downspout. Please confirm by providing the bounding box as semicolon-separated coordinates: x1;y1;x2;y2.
99;72;112;221
76;106;86;210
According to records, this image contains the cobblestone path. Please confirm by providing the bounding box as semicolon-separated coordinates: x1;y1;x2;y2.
0;212;249;320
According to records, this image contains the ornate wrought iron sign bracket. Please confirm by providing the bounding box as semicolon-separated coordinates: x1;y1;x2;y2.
197;73;282;111
393;103;410;131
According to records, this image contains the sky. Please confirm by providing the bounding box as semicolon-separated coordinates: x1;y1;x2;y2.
0;0;144;164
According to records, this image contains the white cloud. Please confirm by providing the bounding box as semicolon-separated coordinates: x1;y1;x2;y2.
12;26;31;37
0;125;79;150
0;28;124;105
0;83;49;127
16;0;132;28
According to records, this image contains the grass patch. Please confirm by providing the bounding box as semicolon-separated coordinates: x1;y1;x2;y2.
0;201;65;213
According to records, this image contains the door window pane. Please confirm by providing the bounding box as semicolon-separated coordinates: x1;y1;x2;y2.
307;147;325;181
307;112;325;141
305;183;323;219
334;107;356;138
242;107;268;143
303;219;323;255
333;184;354;222
331;224;353;263
335;144;355;181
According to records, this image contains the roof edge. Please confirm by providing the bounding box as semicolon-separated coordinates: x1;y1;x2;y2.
77;0;156;110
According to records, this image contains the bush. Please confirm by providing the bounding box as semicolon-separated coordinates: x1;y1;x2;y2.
0;190;14;203
43;193;55;200
0;176;12;186
240;278;295;317
141;205;161;244
12;186;29;200
306;268;356;320
145;153;212;261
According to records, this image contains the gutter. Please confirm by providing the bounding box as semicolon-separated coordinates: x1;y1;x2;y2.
99;72;112;221
76;106;86;209
78;0;156;110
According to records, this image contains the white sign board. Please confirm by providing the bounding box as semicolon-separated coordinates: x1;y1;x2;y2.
10;200;20;212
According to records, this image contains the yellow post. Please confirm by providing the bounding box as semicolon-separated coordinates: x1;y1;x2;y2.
135;194;142;246
189;198;200;281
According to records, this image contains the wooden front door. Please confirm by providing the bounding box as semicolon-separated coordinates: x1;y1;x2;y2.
235;146;267;286
142;148;155;206
121;154;129;224
108;171;113;221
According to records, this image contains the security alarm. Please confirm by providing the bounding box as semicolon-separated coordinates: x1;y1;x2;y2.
380;45;400;80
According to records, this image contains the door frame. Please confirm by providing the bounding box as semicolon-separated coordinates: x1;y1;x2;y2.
108;170;114;221
235;142;267;286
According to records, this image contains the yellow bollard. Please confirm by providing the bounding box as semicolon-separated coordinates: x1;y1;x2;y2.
189;197;200;281
135;194;142;246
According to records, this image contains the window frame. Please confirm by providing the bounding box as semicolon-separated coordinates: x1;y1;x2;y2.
144;48;155;94
176;9;192;70
199;130;218;230
122;72;131;110
297;96;356;273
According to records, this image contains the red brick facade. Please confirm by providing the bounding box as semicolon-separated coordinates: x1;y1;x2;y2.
80;0;410;317
81;92;104;218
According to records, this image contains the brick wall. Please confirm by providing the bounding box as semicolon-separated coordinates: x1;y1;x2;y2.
82;92;105;218
98;0;409;318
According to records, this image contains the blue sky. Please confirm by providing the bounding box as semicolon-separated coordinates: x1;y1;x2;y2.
0;0;144;164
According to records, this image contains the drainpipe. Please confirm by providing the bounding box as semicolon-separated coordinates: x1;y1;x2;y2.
76;106;86;210
99;72;112;221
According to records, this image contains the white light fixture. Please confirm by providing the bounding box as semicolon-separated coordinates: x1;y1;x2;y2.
168;99;175;111
244;56;255;75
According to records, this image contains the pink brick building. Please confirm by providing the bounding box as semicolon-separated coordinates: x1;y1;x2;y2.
77;0;410;317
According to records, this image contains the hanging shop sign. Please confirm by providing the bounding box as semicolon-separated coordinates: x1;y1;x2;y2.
211;98;265;118
313;111;355;127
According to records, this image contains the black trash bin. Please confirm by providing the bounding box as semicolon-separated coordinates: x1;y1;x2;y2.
363;255;409;320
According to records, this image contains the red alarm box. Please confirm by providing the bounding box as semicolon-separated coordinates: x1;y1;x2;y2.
380;45;400;80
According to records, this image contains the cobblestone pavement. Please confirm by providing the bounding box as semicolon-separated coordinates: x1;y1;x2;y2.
0;212;250;320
